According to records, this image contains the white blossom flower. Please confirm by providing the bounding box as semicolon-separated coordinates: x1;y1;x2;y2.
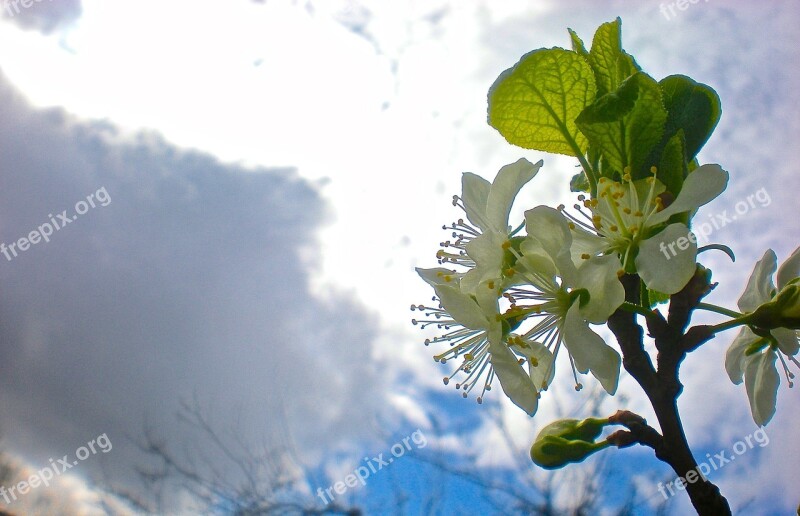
436;158;543;294
504;206;624;394
725;248;800;426
563;164;728;294
413;267;546;415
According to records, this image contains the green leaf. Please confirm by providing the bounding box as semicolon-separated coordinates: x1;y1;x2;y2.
588;18;639;97
488;48;597;157
568;28;589;56
657;130;689;197
575;72;667;177
570;170;590;192
659;75;721;162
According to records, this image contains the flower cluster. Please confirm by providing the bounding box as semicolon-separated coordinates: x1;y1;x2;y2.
412;17;799;433
413;157;732;416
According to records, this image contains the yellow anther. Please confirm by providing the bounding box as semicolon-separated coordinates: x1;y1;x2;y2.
530;357;539;367
501;240;512;250
623;207;632;214
581;253;590;260
609;224;618;232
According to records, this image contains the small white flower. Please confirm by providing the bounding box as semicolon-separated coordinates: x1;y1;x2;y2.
725;248;800;426
436;158;543;294
413;268;542;415
504;206;624;394
564;164;728;294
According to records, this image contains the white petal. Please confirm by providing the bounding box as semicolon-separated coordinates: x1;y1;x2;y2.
485;158;542;231
514;339;556;390
474;280;501;318
434;284;488;330
488;334;539;416
725;327;756;384
648;164;729;225
744;350;779;426
569;226;609;265
464;231;506;280
459;269;482;296
562;304;621;394
776;247;800;290
518;244;558;282
576;254;625;323
636;224;697;294
773;328;800;356
738;249;777;313
416;267;460;287
524;206;577;285
461;172;491;231
460;232;507;295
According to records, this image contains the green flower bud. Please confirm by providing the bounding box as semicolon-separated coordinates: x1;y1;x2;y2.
529;417;611;469
748;280;800;330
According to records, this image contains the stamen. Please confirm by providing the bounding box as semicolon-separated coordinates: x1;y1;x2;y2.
567;352;583;391
778;351;797;388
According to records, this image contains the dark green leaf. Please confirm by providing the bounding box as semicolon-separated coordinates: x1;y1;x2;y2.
659;75;721;162
575;72;667;177
570;170;590;192
657;130;689;197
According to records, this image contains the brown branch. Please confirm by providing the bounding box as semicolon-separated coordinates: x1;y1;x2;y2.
608;271;731;516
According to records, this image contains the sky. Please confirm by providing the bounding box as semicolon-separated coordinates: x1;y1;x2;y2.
0;0;798;514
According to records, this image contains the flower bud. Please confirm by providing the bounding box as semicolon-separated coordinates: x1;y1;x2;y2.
748;280;800;330
529;418;610;469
